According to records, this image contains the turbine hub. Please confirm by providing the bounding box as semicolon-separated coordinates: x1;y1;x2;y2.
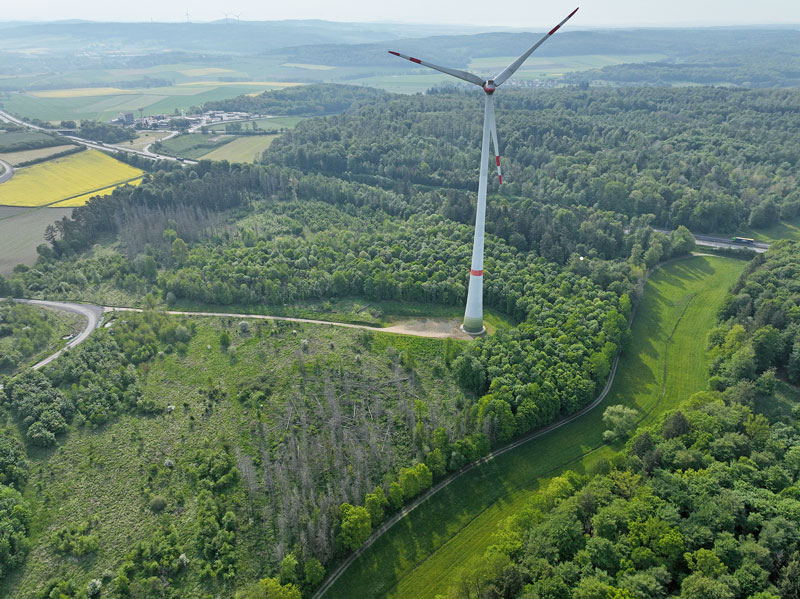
483;80;496;94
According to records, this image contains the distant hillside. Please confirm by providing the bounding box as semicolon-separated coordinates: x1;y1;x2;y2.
273;27;800;76
0;20;510;56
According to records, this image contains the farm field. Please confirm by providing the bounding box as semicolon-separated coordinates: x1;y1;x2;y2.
0;149;143;207
467;53;667;78
323;255;747;599
0;205;73;274
2;81;306;123
199;135;279;162
49;177;143;207
0;144;76;166
0;130;62;152
155;133;234;159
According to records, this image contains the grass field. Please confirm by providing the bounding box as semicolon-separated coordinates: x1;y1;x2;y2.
113;130;172;151
0;205;73;274
0;130;61;152
155;133;234;159
0;149;143;207
0;144;76;166
730;218;800;243
3;81;306;123
199;135;279;162
322;255;747;599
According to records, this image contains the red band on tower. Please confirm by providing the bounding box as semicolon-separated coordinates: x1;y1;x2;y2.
470;269;483;276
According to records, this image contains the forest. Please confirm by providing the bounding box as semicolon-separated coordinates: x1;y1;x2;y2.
434;241;800;599
1;82;799;598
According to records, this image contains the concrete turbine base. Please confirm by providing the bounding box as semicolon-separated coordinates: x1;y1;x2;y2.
460;323;486;337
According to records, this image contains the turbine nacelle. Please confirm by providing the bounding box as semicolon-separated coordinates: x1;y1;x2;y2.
483;80;496;95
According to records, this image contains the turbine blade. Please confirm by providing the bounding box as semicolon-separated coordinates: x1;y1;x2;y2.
387;51;485;87
487;96;502;184
493;7;579;87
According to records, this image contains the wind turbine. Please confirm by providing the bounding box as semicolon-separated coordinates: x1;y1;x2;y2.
388;8;579;335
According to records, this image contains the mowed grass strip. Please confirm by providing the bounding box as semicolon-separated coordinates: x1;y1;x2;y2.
0;149;143;207
323;255;747;599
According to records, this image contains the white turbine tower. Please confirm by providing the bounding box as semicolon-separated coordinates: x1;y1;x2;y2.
388;8;579;335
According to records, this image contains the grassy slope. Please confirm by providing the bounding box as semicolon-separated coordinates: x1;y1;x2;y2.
156;133;234;159
3;318;467;598
323;255;746;599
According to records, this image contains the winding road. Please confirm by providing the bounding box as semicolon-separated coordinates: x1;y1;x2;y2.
0;159;14;184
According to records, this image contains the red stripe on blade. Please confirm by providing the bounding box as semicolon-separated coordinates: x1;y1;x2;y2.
495;156;500;166
388;51;400;56
548;24;561;35
410;57;421;64
470;269;483;276
498;175;502;184
568;7;579;18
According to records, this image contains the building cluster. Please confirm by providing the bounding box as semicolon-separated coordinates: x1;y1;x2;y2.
111;110;259;130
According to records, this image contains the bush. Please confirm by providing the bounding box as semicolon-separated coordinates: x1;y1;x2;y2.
149;495;167;512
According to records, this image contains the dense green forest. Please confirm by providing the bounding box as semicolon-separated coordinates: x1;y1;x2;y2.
260;86;800;237
437;383;800;599
2;83;799;598
435;241;800;599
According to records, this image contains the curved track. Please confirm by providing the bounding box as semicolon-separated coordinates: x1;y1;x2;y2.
0;159;14;184
11;299;104;369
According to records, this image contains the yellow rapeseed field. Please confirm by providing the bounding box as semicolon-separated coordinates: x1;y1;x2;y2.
49;177;144;207
0;149;144;207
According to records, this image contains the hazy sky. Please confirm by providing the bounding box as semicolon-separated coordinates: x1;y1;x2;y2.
3;0;798;27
